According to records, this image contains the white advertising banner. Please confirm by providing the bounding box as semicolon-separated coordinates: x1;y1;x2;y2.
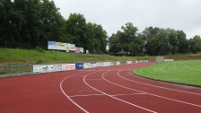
80;47;84;53
126;61;133;64
164;59;174;62
47;65;54;72
102;62;113;67
90;63;97;68
54;64;62;71
62;64;75;71
69;44;76;51
96;62;102;67
33;65;46;73
33;65;54;73
117;61;120;65
84;63;91;69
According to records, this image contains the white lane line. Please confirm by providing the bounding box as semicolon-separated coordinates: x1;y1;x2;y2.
118;70;201;96
86;79;103;81
60;71;97;113
112;92;147;97
102;70;201;108
83;71;157;113
69;94;104;98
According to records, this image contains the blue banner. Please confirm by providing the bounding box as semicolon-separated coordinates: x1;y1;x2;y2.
76;63;84;70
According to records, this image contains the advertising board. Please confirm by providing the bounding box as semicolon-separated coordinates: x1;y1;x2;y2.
76;63;84;70
62;64;75;71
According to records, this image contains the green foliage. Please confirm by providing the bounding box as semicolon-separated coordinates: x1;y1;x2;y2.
0;1;200;56
189;35;201;53
134;60;201;86
66;14;107;54
109;22;141;56
35;57;46;64
0;0;66;49
35;46;45;53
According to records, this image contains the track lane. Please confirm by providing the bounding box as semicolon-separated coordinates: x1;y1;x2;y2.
1;62;201;113
61;70;156;113
102;69;201;113
116;70;201;105
0;71;86;113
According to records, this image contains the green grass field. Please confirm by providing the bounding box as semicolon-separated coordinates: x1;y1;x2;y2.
134;60;201;87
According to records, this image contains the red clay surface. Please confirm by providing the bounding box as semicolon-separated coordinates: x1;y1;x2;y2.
1;62;201;113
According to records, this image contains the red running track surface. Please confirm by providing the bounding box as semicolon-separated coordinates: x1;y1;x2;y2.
0;62;201;113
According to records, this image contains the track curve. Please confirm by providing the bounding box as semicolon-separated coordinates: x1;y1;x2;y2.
1;62;201;113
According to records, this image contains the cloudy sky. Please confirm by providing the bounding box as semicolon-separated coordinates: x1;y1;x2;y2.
53;0;201;39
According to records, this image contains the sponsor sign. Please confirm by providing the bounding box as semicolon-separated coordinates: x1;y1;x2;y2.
84;63;91;69
62;64;75;71
96;62;102;67
69;44;76;51
101;62;113;66
48;41;66;50
33;65;54;73
54;64;62;71
90;63;97;68
48;41;80;52
164;59;174;62
75;47;80;53
76;63;84;70
80;47;84;53
126;61;132;64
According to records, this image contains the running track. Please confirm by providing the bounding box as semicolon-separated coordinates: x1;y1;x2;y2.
0;62;201;113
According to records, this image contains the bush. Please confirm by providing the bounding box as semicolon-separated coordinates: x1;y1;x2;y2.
35;57;46;64
35;46;45;53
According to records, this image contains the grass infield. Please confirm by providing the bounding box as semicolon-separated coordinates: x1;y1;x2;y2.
134;60;201;87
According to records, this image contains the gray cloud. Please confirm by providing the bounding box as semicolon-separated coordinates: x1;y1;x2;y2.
53;0;201;38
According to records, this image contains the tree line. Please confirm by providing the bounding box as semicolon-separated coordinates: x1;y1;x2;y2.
109;23;201;56
0;0;201;55
0;0;107;54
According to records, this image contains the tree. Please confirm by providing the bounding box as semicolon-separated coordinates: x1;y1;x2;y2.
177;30;189;53
40;0;66;48
0;0;17;48
166;28;178;54
66;13;87;48
66;13;108;54
86;23;107;54
109;22;140;55
189;35;201;53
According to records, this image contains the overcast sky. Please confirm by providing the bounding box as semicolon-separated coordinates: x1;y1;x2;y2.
53;0;201;39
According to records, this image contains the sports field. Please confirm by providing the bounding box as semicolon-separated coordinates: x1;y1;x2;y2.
134;60;201;86
1;62;201;113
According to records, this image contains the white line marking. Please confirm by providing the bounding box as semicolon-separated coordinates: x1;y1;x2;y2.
102;70;201;108
112;92;147;97
86;79;103;81
69;94;104;98
60;71;97;113
118;70;201;96
83;71;158;113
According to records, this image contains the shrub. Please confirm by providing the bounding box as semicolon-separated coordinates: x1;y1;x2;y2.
35;46;45;53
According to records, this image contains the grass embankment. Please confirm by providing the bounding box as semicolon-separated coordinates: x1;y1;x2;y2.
134;60;201;87
0;48;154;64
